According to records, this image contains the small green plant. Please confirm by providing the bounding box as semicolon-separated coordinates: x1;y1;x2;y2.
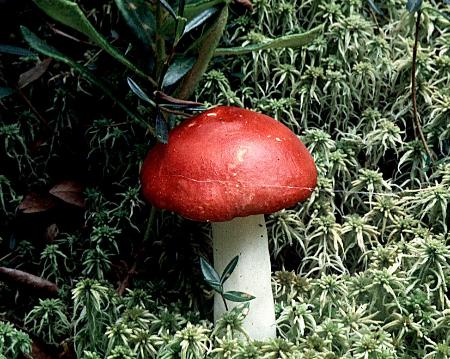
0;321;32;359
200;256;255;311
24;298;70;345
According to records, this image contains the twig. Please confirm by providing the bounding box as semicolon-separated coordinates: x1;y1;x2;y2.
18;90;51;131
116;262;137;296
0;267;59;296
221;295;229;311
411;9;435;163
49;23;91;44
115;206;157;294
143;206;157;243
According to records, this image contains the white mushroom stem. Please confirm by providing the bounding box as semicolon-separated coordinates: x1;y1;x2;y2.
211;214;276;340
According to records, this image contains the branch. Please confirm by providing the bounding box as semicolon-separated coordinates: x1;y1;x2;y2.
0;267;59;297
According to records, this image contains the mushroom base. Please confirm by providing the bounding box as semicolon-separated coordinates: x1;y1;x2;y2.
211;214;276;340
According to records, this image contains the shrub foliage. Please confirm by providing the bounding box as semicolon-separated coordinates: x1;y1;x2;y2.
0;0;449;358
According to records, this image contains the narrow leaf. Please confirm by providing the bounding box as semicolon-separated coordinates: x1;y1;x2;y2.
127;77;156;106
176;5;228;99
406;0;423;13
175;0;187;39
179;0;187;17
214;24;323;56
367;0;383;15
163;56;196;88
160;103;206;111
18;58;52;89
200;257;222;292
114;0;155;46
183;7;218;36
31;0;156;85
0;87;14;99
0;44;37;58
155;109;168;143
223;291;255;302
220;255;239;285
21;27;154;135
184;0;225;20
159;0;177;19
423;6;450;21
160;0;225;35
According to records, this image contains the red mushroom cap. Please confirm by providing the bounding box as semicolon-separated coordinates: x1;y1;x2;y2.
140;106;317;221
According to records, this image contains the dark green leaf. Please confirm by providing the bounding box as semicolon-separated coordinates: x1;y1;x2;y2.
176;5;228;99
406;0;422;13
184;0;224;19
423;6;450;21
220;255;239;285
162;56;196;88
175;0;187;39
179;0;187;16
127;77;156;106
200;257;222;293
214;25;323;56
0;44;37;58
367;0;383;15
155;109;168;143
21;26;153;135
223;291;255;302
0;87;15;99
114;0;156;46
182;7;218;36
159;0;177;19
31;0;155;85
160;103;206;111
160;0;225;35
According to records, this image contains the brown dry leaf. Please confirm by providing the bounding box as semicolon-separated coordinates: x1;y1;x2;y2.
234;0;253;11
31;340;55;359
18;192;58;213
18;58;52;89
49;180;85;207
45;223;59;242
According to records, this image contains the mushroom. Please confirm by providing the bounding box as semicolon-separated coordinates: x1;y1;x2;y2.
140;106;317;340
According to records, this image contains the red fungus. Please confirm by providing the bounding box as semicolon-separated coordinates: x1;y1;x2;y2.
140;106;317;339
141;106;317;221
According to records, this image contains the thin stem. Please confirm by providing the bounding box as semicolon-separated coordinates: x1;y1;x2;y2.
19;90;51;131
221;294;229;311
157;1;186;89
155;1;166;83
143;206;157;242
411;9;435;163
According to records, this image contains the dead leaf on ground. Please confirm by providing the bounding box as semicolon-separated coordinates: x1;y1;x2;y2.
31;340;55;359
49;180;85;208
18;58;52;89
234;0;253;11
18;192;58;213
45;223;59;242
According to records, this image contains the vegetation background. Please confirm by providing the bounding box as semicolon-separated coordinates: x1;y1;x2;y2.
0;0;449;358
